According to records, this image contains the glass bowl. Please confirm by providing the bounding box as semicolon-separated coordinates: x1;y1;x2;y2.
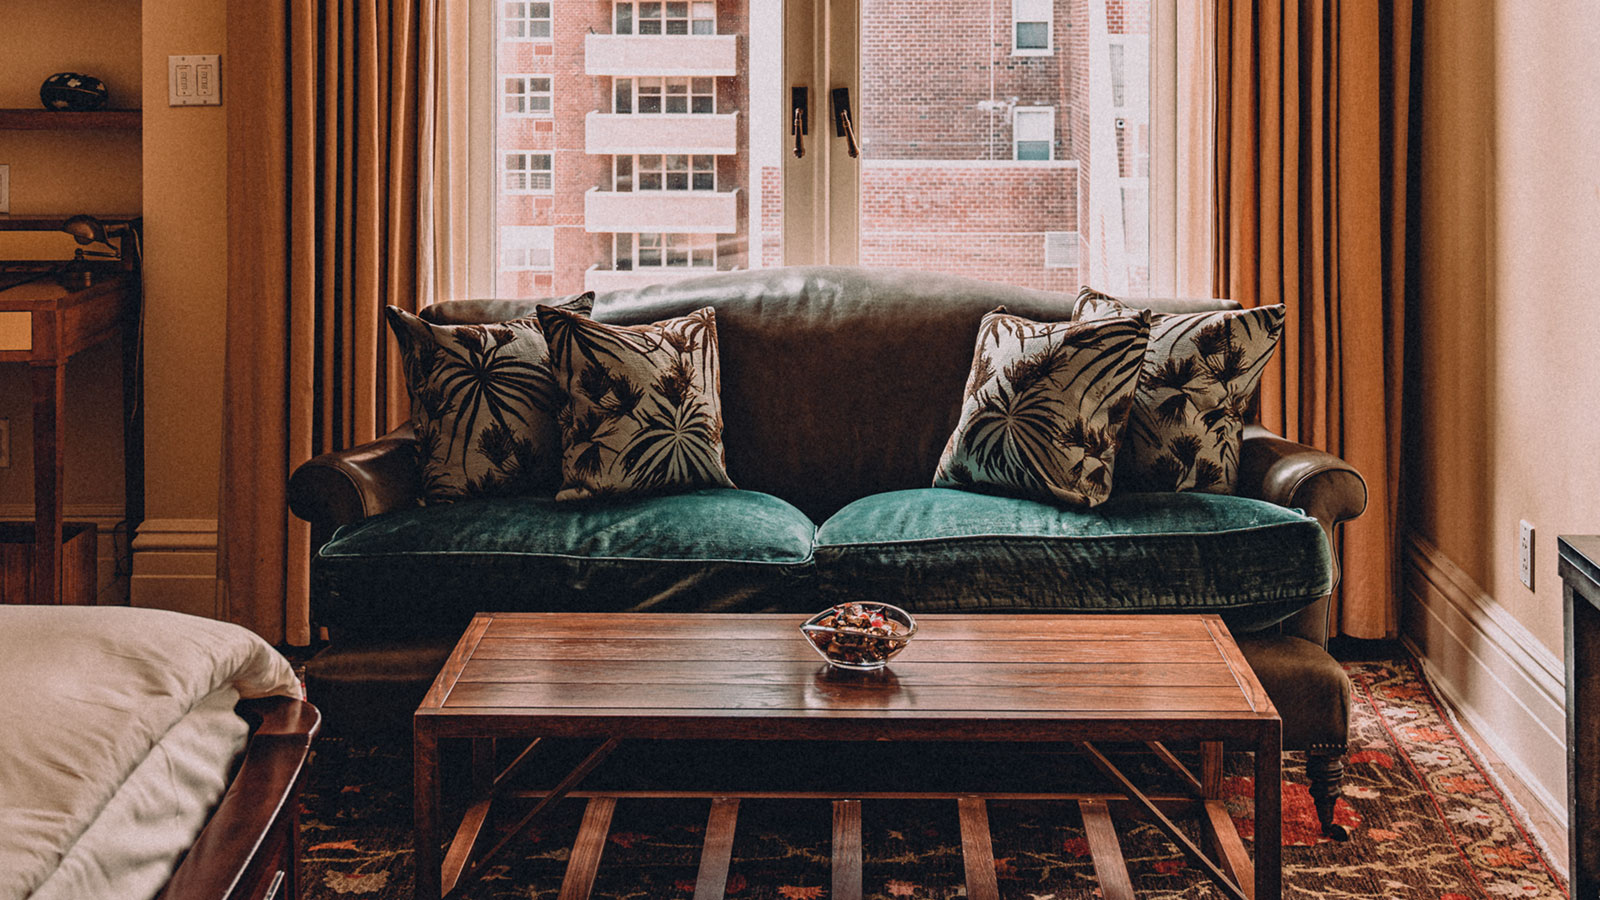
800;602;917;671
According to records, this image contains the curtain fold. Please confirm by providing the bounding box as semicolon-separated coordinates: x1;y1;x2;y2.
1214;0;1419;639
222;0;447;644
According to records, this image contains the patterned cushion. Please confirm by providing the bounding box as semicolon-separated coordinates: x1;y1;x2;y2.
1074;287;1285;493
933;308;1149;508
385;292;594;502
538;305;735;502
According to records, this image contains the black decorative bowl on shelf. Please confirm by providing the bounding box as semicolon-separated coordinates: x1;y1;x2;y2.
40;73;108;111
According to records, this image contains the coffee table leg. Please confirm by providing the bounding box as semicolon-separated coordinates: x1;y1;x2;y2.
414;729;441;900
1254;723;1282;900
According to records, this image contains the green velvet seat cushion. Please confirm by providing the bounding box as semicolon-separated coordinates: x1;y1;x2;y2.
814;488;1333;631
314;489;817;633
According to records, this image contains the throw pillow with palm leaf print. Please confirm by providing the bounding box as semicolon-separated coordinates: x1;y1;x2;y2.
537;304;736;502
384;292;594;502
1074;287;1286;494
933;308;1150;508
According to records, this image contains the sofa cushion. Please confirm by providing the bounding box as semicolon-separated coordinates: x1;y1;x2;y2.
385;291;594;502
1075;287;1286;494
313;488;815;633
539;304;735;502
933;308;1148;507
814;488;1332;631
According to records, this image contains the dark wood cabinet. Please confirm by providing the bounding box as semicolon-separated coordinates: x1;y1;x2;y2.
1561;534;1600;898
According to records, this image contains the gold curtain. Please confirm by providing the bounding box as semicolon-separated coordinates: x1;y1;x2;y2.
221;0;457;644
1214;0;1418;639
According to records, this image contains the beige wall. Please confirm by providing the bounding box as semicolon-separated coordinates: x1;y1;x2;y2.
1413;0;1600;656
130;0;228;615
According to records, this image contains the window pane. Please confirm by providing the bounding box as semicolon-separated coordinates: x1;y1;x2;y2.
693;172;715;190
692;156;714;171
616;3;632;33
691;95;714;114
665;96;688;113
615;79;632;113
1015;140;1050;161
1015;22;1048;49
692;20;714;34
691;77;714;94
640;19;662;34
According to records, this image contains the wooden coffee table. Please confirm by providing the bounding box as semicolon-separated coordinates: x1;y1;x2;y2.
414;612;1281;900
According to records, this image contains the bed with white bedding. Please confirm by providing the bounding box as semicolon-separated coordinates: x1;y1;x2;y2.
0;606;319;900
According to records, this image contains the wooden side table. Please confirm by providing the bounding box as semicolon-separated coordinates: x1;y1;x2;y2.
0;248;141;605
1561;534;1600;898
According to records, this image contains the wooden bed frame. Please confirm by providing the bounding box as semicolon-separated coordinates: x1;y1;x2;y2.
156;696;321;900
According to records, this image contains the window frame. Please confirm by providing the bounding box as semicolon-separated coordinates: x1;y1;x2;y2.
1012;106;1055;161
1012;0;1054;56
622;232;718;269
500;226;555;272
614;76;717;115
502;74;553;117
502;1;552;41
615;154;717;192
503;152;554;195
614;1;717;36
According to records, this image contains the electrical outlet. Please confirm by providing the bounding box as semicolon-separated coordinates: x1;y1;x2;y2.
0;165;9;214
1519;520;1535;590
168;54;221;106
0;418;9;468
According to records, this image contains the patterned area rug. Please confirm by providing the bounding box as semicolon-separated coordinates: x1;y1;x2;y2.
299;659;1568;898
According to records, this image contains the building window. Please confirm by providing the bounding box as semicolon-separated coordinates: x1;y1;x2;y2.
614;1;716;36
503;75;552;116
1013;0;1052;54
501;226;554;271
1013;106;1054;160
615;155;716;191
503;2;551;40
1043;231;1079;269
1109;43;1126;107
504;153;553;194
621;233;716;269
616;77;716;114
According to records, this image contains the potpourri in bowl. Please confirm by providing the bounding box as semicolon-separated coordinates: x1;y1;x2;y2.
800;602;917;671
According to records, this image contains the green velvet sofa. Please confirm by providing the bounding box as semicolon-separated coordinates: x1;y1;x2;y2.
288;265;1367;836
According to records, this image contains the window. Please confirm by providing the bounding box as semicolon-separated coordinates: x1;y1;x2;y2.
616;77;716;114
501;226;554;271
504;153;553;194
1109;43;1126;107
1043;231;1079;269
503;75;552;116
615;1;716;36
503;2;551;40
616;155;715;191
628;233;716;268
1013;106;1054;160
1013;0;1052;54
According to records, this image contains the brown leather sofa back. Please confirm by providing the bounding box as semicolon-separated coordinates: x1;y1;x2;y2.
422;266;1237;522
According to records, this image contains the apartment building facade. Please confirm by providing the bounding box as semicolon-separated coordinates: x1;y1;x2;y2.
495;0;1147;298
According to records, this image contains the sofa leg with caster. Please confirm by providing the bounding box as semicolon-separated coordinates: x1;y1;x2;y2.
1306;751;1351;840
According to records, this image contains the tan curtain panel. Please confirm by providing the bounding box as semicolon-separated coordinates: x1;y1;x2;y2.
222;0;450;644
1214;0;1419;639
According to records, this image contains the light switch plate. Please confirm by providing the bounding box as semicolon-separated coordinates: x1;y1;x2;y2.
168;54;221;106
0;165;9;214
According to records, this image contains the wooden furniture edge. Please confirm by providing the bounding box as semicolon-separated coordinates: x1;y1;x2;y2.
420;614;495;713
156;696;322;900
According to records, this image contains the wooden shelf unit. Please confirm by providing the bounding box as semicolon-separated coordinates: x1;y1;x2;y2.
0;109;141;131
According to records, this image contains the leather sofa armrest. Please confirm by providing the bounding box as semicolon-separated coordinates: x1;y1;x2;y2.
1237;425;1369;648
287;424;421;538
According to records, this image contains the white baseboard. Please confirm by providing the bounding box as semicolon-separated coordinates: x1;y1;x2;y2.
1402;532;1568;829
130;518;219;620
0;503;128;605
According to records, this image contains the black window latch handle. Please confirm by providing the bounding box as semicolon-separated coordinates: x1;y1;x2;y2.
831;87;859;158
